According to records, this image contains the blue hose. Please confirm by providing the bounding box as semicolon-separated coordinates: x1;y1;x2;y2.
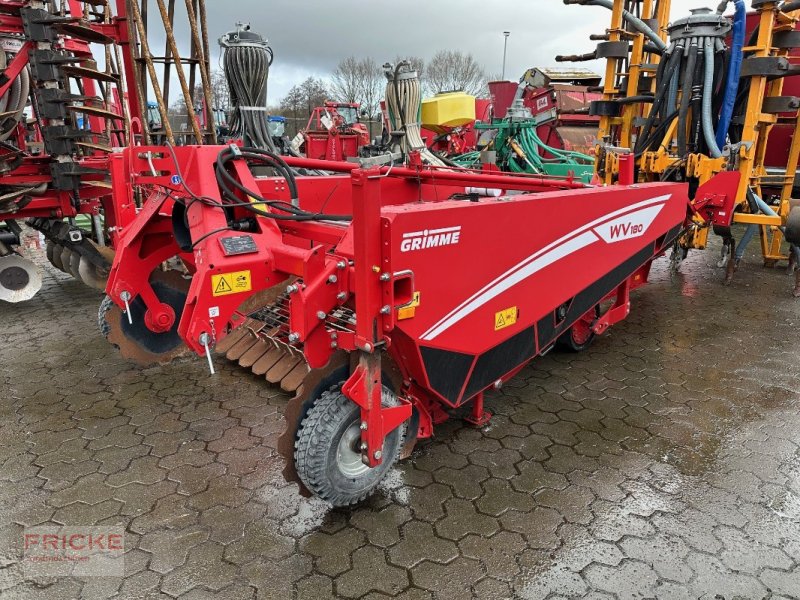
715;0;745;149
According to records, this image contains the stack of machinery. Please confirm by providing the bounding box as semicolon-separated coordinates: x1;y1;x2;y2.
563;0;800;290
450;68;599;182
0;0;217;304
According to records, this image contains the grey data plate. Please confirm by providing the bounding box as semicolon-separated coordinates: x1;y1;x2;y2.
219;235;258;256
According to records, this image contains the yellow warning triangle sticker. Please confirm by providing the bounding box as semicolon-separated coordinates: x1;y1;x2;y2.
214;277;232;294
496;314;505;328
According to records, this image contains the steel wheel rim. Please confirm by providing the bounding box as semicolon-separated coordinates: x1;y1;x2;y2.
337;422;368;477
572;318;593;346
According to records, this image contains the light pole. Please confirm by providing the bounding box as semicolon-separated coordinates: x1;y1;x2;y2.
502;31;511;80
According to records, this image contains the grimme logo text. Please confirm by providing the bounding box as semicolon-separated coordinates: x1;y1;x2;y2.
401;226;461;252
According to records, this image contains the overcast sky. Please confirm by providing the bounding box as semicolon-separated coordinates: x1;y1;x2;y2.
166;0;723;103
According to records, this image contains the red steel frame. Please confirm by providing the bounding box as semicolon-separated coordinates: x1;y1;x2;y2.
0;0;139;233
105;146;740;468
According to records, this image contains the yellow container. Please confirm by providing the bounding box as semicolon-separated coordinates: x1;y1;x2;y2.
421;92;476;133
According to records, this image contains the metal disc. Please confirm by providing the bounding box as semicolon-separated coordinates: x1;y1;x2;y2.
103;270;190;366
48;243;64;272
0;255;42;303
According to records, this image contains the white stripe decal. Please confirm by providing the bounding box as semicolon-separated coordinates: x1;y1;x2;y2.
403;226;461;238
419;194;672;341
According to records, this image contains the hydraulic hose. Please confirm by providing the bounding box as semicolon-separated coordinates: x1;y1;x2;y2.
702;37;723;158
665;41;685;118
715;0;745;148
677;39;699;157
220;25;277;153
734;190;800;264
384;62;447;167
564;0;667;52
635;42;683;155
0;47;30;142
213;146;351;222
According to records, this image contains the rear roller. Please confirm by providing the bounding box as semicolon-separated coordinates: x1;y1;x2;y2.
0;254;42;303
294;382;406;507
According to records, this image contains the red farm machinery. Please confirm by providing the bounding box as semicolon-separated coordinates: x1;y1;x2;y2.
292;101;370;162
102;124;738;504
489;67;603;157
95;5;765;506
0;0;216;303
10;0;797;507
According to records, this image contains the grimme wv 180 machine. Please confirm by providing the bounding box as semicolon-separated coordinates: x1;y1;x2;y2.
102;63;740;505
99;0;800;506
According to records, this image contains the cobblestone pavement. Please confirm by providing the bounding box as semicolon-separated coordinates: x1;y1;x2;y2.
1;236;800;600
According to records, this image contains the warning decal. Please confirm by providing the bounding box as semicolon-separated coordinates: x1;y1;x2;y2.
211;270;252;297
494;306;518;331
397;292;421;320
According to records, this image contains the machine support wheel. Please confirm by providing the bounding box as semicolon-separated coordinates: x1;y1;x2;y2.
556;305;600;353
294;383;406;506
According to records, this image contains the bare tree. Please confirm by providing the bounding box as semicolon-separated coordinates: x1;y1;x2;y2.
168;69;230;115
331;57;383;123
208;70;231;111
331;56;362;105
356;57;383;124
277;77;330;136
425;50;487;96
299;77;330;115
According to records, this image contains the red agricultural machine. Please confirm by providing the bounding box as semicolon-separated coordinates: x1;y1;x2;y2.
489;67;603;157
292;101;370;162
96;9;758;505
0;0;216;303
102;140;739;505
10;0;792;508
0;0;128;302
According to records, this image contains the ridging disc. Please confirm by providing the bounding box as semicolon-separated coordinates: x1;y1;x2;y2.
101;270;190;366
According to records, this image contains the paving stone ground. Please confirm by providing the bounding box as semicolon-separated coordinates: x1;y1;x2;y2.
1;233;800;600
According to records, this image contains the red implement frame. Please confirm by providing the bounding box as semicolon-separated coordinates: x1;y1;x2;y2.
106;145;740;467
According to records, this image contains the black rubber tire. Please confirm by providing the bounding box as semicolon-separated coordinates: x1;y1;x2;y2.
555;305;599;353
294;384;405;507
98;294;113;340
555;326;596;353
786;206;800;246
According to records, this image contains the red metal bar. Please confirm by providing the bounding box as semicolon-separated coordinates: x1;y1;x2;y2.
350;167;384;351
0;42;30;98
281;156;589;191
